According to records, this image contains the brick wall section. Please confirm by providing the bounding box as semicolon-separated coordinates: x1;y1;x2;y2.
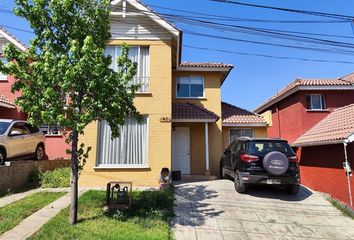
263;90;354;144
0;159;70;192
299;143;354;205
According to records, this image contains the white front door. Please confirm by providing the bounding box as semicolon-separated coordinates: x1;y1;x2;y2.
172;127;190;174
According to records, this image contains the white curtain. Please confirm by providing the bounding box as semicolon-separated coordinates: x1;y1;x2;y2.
98;117;148;166
104;46;150;92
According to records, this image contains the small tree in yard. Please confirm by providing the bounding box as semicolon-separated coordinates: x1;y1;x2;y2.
0;0;139;224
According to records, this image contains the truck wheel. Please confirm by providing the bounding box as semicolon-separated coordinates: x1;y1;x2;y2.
0;149;6;165
234;171;246;193
286;184;300;195
35;144;45;160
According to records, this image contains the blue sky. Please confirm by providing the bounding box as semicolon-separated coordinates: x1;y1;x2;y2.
1;0;354;110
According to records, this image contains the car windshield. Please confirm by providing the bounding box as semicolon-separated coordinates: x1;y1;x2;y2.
248;141;295;156
0;121;11;135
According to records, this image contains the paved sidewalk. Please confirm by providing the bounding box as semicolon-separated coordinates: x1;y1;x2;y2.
0;187;70;208
171;180;354;240
0;188;86;240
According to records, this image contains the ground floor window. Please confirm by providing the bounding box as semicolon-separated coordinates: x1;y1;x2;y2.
230;128;254;143
97;117;148;167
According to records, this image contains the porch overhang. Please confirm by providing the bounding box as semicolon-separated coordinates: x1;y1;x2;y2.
0;95;15;109
172;102;219;123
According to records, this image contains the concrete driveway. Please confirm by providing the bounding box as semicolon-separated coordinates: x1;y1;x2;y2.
171;180;354;240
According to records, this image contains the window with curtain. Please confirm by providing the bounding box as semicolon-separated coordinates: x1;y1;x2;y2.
306;94;326;110
230;129;254;143
97;117;148;167
0;58;7;80
104;46;150;92
176;76;204;98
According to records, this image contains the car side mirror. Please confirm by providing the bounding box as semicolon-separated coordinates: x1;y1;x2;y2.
9;130;22;136
224;149;231;155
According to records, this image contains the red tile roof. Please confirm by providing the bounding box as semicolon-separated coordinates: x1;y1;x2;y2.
179;61;233;68
0;94;15;108
293;104;354;146
172;102;219;122
340;72;354;83
0;26;28;51
254;76;354;113
222;102;267;125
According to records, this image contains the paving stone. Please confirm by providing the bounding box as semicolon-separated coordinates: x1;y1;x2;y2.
240;220;269;234
195;229;223;240
216;218;243;231
174;227;197;240
221;230;249;240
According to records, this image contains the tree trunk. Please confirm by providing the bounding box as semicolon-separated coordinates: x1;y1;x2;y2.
69;129;79;224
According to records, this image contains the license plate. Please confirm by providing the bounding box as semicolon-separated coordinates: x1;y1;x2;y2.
266;179;281;185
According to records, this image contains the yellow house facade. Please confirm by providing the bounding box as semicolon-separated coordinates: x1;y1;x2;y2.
79;0;267;188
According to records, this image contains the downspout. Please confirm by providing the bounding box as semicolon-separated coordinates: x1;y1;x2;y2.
276;103;281;138
343;141;353;207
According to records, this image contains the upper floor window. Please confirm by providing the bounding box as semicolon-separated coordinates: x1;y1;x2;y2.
0;58;7;81
306;94;326;110
176;76;204;98
105;46;150;92
230;128;254;143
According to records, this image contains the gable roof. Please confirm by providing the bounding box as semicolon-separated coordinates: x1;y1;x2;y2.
222;102;267;126
0;27;27;52
0;94;16;109
254;75;354;113
172;102;219;122
293;103;354;147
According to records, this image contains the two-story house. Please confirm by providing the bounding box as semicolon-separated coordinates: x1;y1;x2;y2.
78;0;268;187
254;75;354;144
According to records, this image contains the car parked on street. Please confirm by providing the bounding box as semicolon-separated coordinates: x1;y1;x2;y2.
0;119;45;165
220;137;300;194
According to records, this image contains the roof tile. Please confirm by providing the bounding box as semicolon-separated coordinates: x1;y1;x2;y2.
172;102;219;121
293;103;354;146
0;94;15;108
222;102;266;125
180;61;233;68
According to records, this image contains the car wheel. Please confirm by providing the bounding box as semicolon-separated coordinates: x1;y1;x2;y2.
0;149;5;165
234;170;246;193
35;145;45;160
285;184;300;195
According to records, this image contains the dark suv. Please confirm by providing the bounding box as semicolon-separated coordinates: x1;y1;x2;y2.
220;137;300;194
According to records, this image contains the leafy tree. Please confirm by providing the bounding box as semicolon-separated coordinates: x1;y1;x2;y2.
0;0;139;224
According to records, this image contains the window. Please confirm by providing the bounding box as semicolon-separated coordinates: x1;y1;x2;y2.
105;46;150;92
306;94;326;110
176;76;204;98
9;123;30;136
0;58;7;80
97;117;148;167
230;129;254;143
40;124;61;135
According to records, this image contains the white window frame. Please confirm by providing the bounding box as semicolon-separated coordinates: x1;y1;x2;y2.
176;75;205;98
105;45;150;93
309;94;325;110
229;128;254;144
0;58;7;81
96;116;149;168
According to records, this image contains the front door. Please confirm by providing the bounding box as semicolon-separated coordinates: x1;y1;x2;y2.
172;127;190;174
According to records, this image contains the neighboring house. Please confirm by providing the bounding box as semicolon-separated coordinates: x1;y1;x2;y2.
254;75;354;144
78;0;267;187
293;104;354;206
0;27;69;160
221;102;267;150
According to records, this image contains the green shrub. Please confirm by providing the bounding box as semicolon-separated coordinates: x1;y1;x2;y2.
29;167;70;188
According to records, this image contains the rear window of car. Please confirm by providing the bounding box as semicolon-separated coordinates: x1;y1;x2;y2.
25;123;39;133
247;141;295;156
0;122;11;135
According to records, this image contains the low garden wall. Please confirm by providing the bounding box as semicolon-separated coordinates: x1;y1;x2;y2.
0;159;70;193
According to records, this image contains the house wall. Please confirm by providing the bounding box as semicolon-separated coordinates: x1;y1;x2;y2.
299;143;354;205
79;40;172;188
261;90;354;144
172;71;223;176
221;126;268;149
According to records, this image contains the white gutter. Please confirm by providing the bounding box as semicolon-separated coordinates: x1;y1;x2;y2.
0;102;15;109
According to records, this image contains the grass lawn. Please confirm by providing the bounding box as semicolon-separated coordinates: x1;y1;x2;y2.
30;189;174;240
0;191;66;235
